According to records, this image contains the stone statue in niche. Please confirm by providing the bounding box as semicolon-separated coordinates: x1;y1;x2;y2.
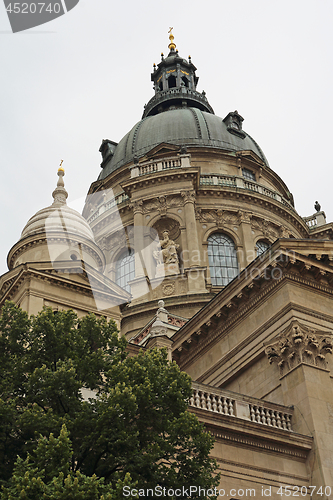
153;230;180;277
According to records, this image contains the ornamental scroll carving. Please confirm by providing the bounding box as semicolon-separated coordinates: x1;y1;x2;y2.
196;208;238;228
265;321;333;376
143;196;183;216
251;217;279;240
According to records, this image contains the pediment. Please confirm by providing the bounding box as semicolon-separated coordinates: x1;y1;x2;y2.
144;143;180;159
237;150;265;166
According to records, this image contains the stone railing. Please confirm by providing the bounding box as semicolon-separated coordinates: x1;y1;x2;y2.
131;155;191;178
143;87;214;118
200;175;236;188
199;174;296;210
303;211;326;229
87;192;129;224
190;382;293;431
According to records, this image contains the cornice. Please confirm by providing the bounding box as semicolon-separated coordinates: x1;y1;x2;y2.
8;233;104;271
191;407;312;460
0;264;126;307
122;168;200;194
211;456;309;483
173;243;333;369
208;429;310;460
197;187;308;236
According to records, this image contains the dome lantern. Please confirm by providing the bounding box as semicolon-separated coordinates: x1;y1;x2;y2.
143;30;214;118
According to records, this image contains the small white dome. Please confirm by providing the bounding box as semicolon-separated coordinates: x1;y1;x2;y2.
21;169;94;242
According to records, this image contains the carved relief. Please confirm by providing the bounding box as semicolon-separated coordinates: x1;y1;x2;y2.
163;283;176;296
279;226;290;238
168;317;187;327
265;320;333;376
196;208;238;228
143;195;183;216
251;217;279;240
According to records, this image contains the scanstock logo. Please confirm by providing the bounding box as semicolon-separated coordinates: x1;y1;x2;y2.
3;0;80;33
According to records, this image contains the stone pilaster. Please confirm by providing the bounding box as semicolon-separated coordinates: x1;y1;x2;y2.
181;190;207;293
265;320;333;493
237;210;254;268
129;199;150;301
130;200;144;278
181;190;199;268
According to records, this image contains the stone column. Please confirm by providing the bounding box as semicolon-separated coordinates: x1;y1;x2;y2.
181;190;207;293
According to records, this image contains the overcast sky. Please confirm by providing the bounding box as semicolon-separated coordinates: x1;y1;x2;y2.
1;0;332;276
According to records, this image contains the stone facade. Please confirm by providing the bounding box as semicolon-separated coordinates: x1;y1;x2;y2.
2;35;333;498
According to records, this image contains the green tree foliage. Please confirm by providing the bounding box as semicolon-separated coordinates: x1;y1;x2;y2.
0;302;218;499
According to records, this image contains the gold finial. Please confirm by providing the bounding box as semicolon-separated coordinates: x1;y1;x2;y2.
58;159;64;172
168;27;176;51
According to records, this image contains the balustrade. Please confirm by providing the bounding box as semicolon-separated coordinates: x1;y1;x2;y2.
87;193;129;224
190;382;293;432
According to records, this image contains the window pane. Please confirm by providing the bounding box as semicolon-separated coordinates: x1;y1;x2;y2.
208;233;239;286
242;168;256;181
116;249;135;293
256;240;270;257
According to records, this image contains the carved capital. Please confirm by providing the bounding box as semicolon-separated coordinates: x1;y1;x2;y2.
130;199;143;214
279;226;289;238
265;320;333;376
238;210;252;224
181;190;196;205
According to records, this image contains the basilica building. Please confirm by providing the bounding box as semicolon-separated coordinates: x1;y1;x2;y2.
1;32;333;497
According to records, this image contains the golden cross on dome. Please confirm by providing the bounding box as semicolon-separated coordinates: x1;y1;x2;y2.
168;27;176;51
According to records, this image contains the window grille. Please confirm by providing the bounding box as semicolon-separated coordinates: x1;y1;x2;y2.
116;249;135;293
208;233;239;286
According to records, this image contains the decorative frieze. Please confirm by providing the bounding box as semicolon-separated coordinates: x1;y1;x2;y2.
195;208;238;227
251;217;279;240
265;320;333;376
142;195;183;215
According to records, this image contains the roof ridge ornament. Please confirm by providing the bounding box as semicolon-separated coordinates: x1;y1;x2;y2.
52;161;68;206
168;27;176;51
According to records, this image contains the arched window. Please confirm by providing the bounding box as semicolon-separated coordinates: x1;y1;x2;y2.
181;76;189;87
208;233;239;286
168;74;177;88
116;249;135;293
256;240;270;257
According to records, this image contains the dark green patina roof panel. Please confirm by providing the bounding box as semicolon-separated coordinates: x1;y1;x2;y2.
99;108;269;180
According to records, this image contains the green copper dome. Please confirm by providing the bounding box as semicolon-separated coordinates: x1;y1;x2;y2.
98;39;269;180
98;107;268;180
